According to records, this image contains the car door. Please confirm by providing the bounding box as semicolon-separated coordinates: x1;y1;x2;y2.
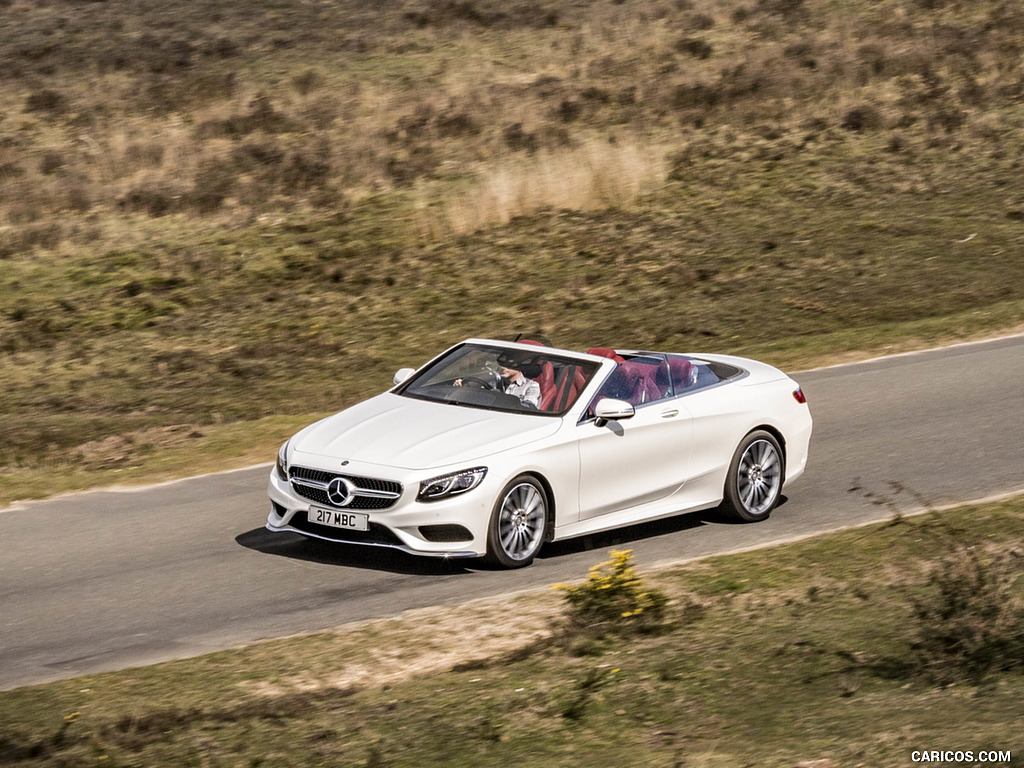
576;357;694;520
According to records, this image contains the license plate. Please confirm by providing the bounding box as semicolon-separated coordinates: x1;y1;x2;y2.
308;506;369;531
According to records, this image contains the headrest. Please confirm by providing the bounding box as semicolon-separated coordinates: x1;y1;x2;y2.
497;352;524;369
520;360;545;378
618;360;655;384
586;347;625;363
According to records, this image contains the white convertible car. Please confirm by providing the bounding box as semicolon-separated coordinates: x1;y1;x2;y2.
267;338;812;568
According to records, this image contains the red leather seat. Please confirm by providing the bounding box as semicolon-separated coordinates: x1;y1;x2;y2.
668;357;697;391
617;360;663;405
517;339;557;410
586;347;625;364
546;365;586;412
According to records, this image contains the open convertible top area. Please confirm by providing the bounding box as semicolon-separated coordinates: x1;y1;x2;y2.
397;338;749;417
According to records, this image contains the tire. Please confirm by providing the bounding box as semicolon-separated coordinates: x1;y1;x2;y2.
484;475;549;568
720;430;785;522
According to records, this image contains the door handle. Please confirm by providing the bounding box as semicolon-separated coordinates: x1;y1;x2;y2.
661;409;679;418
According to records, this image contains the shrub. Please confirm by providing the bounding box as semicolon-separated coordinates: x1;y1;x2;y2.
0;162;25;181
672;82;722;110
555;550;668;635
232;138;286;171
195;94;296;139
384;145;438;186
909;544;1024;685
24;88;67;115
755;0;805;17
435;110;480;138
119;186;178;217
190;159;237;213
556;99;582;122
292;68;323;96
674;37;714;59
280;149;332;191
39;151;65;175
841;104;884;132
64;183;92;213
928;105;966;133
304;94;342;130
502;123;537;152
0;222;62;255
687;12;716;30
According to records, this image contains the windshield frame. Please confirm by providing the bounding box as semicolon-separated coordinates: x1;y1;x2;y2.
394;342;602;418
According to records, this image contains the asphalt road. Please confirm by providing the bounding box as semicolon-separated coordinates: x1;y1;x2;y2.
2;335;1023;691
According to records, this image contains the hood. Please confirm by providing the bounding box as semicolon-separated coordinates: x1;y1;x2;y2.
291;393;562;470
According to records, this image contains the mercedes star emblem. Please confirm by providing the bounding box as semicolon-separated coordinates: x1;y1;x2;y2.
326;477;355;507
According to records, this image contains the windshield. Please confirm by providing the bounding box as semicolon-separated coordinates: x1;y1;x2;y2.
398;343;601;416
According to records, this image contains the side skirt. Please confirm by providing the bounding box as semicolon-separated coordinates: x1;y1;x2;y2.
551;495;723;542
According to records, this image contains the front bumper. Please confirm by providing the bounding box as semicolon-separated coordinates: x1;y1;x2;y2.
266;468;491;558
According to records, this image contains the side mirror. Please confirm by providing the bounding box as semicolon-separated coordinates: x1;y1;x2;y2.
393;367;415;386
594;398;635;427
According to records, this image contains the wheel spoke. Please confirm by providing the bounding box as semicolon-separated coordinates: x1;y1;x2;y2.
517;529;530;554
510;486;523;508
742;482;756;507
738;476;751;498
524;488;541;514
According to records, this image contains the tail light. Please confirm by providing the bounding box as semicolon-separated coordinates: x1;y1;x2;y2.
792;387;807;404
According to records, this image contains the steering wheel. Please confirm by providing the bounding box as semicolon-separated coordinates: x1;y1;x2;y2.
458;376;495;390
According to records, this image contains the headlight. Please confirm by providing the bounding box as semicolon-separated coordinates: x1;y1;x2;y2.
276;440;291;479
417;467;487;502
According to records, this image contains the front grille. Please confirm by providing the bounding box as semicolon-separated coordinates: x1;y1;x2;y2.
290;514;405;546
289;465;403;511
290;466;402;495
293;485;397;510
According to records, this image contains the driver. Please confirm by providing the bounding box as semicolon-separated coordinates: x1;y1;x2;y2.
496;355;541;408
454;354;541;408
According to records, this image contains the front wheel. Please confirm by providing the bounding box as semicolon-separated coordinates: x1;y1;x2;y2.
485;475;549;568
721;430;784;522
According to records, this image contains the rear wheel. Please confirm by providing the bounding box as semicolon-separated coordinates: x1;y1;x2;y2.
721;430;784;522
485;475;549;568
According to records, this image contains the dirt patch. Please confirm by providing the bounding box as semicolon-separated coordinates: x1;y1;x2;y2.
71;425;205;471
236;593;561;698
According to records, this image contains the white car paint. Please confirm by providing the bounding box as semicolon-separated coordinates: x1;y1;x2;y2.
266;338;812;563
293;394;563;470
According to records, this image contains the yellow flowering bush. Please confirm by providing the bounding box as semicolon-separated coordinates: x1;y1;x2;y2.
554;550;668;633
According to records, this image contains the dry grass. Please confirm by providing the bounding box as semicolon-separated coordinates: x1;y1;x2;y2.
418;137;670;236
3;0;1022;230
2;0;1024;499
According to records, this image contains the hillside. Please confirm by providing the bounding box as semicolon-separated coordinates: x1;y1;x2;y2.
1;0;1023;499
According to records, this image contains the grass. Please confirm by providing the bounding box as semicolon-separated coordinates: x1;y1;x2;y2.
2;0;1024;505
1;496;1021;767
